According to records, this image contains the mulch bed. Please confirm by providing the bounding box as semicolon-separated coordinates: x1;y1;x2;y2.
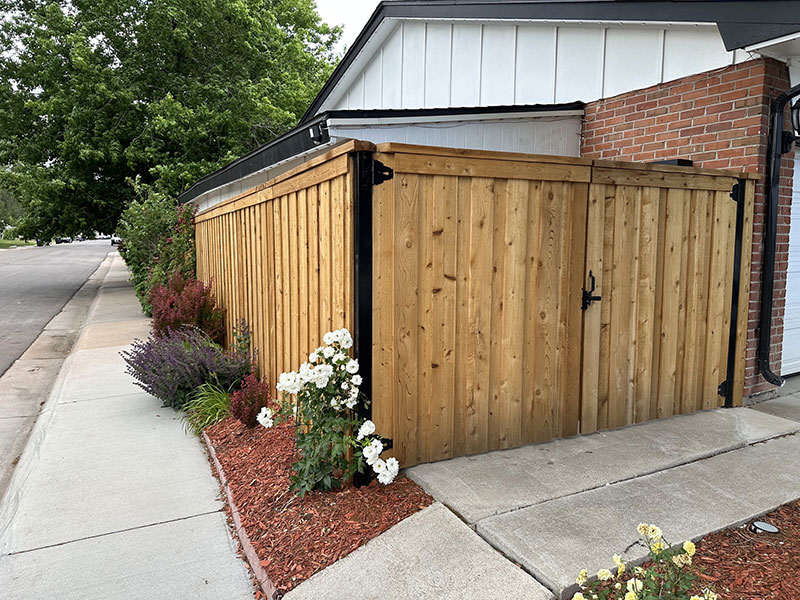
205;417;433;596
691;499;800;599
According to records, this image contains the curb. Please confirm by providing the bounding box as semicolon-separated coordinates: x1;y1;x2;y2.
203;431;281;600
0;253;114;554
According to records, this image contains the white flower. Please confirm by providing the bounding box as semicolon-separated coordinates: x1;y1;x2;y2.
308;351;318;363
345;397;357;409
346;359;359;374
256;407;273;429
276;371;302;395
298;362;313;383
349;386;359;399
323;331;335;345
357;420;375;441
339;329;353;349
377;456;399;485
362;438;384;465
341;382;348;390
311;364;334;388
334;352;346;363
351;374;363;386
323;346;335;359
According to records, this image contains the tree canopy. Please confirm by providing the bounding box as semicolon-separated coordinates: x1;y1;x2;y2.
0;0;340;238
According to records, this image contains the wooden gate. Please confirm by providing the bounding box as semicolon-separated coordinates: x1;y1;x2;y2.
368;144;755;467
580;163;754;434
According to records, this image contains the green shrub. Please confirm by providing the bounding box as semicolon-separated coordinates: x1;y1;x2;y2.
183;382;231;435
117;186;196;315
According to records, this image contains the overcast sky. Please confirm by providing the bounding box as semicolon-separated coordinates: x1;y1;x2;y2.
315;0;381;51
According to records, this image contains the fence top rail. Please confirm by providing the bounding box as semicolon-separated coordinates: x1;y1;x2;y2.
591;157;760;181
375;142;593;167
194;139;375;221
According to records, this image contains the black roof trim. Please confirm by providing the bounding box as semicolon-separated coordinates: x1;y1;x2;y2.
180;102;584;205
178;116;330;205
302;1;800;120
326;101;585;120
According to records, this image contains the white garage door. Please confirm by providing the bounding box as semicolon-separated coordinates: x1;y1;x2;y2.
782;156;800;375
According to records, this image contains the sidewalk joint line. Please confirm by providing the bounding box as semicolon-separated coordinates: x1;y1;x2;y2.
5;509;223;557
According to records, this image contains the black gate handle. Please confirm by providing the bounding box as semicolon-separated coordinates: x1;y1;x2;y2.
581;270;602;310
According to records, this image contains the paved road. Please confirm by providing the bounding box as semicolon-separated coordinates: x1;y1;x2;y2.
0;240;113;377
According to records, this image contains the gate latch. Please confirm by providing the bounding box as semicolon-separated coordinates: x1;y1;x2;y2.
581;270;602;311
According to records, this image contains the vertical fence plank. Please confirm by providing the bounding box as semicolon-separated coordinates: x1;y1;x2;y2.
462;177;494;455
522;181;544;443
581;184;604;434
394;173;420;466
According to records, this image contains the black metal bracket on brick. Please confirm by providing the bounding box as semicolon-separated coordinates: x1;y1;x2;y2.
718;177;747;408
352;151;394;487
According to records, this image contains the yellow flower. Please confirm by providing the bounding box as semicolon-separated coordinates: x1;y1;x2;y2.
571;593;586;600
690;596;703;600
596;568;614;581
624;592;638;600
576;569;588;586
651;541;665;555
613;554;626;576
704;591;718;600
647;525;662;540
637;523;649;536
671;554;692;567
683;540;696;556
627;578;643;593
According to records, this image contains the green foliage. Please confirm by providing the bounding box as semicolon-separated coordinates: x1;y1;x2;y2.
572;524;716;600
0;0;341;238
117;188;195;313
183;381;231;435
0;189;23;229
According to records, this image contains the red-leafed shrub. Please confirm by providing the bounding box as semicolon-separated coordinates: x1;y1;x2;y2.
231;372;272;428
149;272;225;345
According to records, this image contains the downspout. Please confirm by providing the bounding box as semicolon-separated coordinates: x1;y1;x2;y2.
760;83;800;386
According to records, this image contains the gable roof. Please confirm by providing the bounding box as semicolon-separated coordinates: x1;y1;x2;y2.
302;0;800;121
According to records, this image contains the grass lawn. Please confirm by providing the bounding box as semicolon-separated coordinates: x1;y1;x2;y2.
0;239;35;249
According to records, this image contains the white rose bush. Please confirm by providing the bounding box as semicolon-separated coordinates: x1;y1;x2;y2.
265;328;398;497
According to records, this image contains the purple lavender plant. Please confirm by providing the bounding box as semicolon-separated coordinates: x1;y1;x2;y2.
121;327;250;410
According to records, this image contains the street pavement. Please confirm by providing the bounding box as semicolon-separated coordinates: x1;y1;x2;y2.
0;240;112;377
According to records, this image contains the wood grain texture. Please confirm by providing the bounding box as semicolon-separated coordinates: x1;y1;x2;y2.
194;141;755;470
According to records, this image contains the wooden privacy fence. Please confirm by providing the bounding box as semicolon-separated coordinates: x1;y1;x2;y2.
195;141;756;468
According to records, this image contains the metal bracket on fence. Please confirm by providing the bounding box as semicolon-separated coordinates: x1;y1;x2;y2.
372;160;394;186
581;270;602;311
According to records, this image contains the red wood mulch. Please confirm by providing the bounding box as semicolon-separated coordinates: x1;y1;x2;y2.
205;417;433;595
691;499;800;599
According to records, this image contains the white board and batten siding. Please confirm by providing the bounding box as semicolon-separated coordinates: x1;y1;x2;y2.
322;20;751;113
782;156;800;375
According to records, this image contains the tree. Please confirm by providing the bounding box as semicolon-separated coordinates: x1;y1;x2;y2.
0;0;340;238
0;188;23;228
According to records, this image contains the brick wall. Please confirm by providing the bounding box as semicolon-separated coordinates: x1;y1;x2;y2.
581;57;793;397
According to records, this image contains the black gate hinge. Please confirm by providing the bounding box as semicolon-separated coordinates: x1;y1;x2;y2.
372;159;393;186
731;179;744;204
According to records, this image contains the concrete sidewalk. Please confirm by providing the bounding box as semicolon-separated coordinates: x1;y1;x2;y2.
407;404;800;599
0;254;253;599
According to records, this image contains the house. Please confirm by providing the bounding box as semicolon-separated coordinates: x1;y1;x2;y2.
182;0;800;408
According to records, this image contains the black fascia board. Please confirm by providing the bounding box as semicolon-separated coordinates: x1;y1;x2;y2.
302;1;800;120
178;116;330;205
325;101;585;120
